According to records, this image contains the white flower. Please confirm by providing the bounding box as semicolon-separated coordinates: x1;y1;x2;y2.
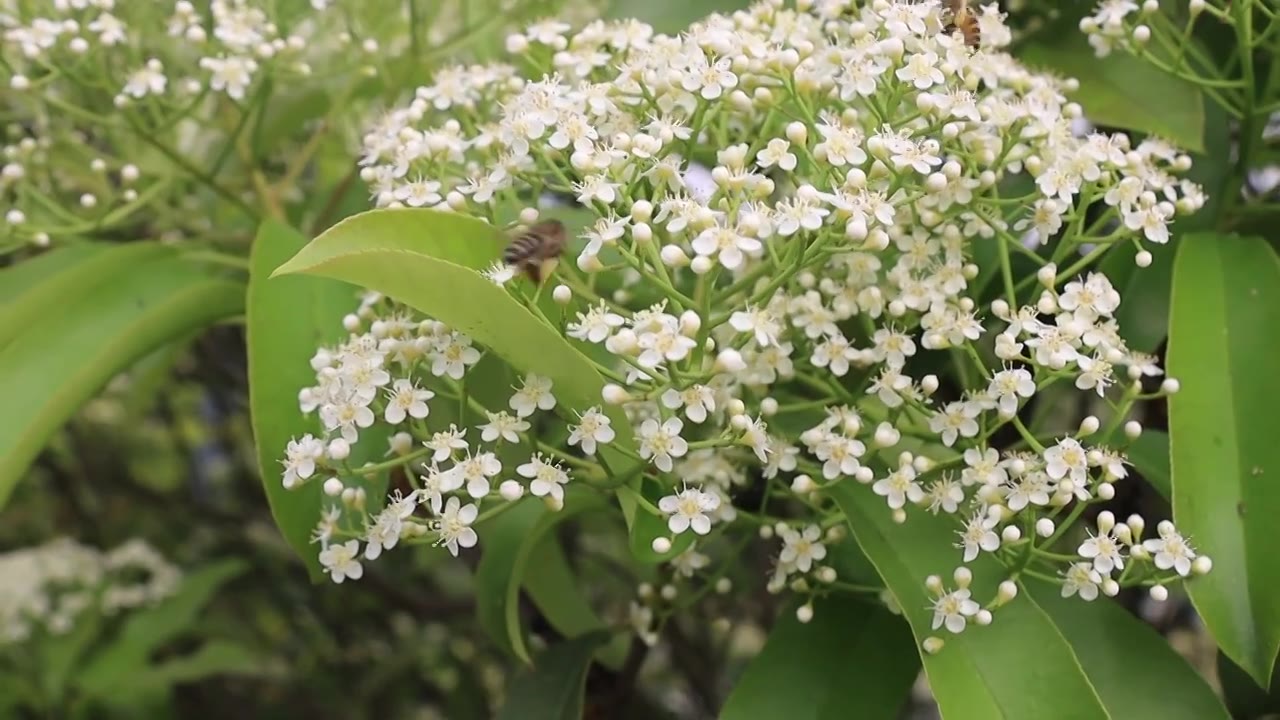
961;447;1007;487
282;434;324;488
567;303;625;343
928;402;980;447
319;540;363;583
124;60;166;98
692;226;761;270
483;262;516;286
729;306;782;347
872;466;924;510
661;385;716;423
568;407;615;455
449;451;502;499
1062;562;1102;601
436;497;478;557
987;368;1036;416
1142;523;1196;577
756;138;797;171
779;524;827;573
637;323;696;368
320;396;376;443
658;485;721;535
517;454;570;502
682;54;737;100
509;374;557;417
671;547;711;578
384;378;434;424
431;332;481;379
957;512;1000;562
424;425;468;462
1078;529;1125;575
479;411;529;443
200;55;257;100
925;476;965;514
638;417;689;472
1044;438;1088;484
363;490;418;560
931;587;979;633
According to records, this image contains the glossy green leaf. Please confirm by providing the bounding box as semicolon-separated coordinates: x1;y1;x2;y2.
273;209;673;561
1127;429;1171;500
0;250;244;508
1021;35;1204;153
720;597;918;720
77;559;247;695
105;641;263;700
606;0;750;33
495;631;611;720
1168;233;1280;688
476;490;605;664
0;243;171;350
1217;650;1280;719
247;219;391;578
830;482;1227;719
0;244;103;305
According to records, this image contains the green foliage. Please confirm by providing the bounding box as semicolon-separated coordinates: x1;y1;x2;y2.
495;631;612;720
1127;429;1171;500
1020;34;1205;152
1168;233;1280;688
475;490;608;665
830;482;1228;719
246;219;393;578
720;597;919;720
0;244;244;508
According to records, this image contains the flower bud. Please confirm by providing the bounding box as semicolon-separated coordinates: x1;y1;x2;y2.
953;566;973;588
796;603;815;624
855;466;874;484
925;575;943;594
922;636;945;654
891;508;907;524
651;537;672;554
660;244;690;267
874;422;900;448
1192;556;1213;575
679;310;702;337
716;577;733;593
500;480;525;502
1035;518;1055;537
327;438;350;461
791;474;815;494
691;255;714;275
1037;263;1057;288
1078;416;1099;436
1135;250;1152;267
758;524;774;539
1102;579;1120;597
785;121;808;145
660;584;678;601
388;432;412;455
632;222;653;243
975;609;993;626
1128;514;1146;536
552;285;572;304
1160;378;1181;394
1149;585;1168;602
1002;525;1021;543
998;580;1019;603
1132;25;1151;44
1097;482;1116;500
716;349;747;372
602;384;630;405
760;397;778;416
342;314;361;332
921;375;939;395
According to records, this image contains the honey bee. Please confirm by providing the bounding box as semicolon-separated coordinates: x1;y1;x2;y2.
503;219;567;284
943;0;982;48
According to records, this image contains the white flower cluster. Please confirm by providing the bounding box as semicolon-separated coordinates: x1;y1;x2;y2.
286;0;1211;642
1;0;593;249
0;538;181;645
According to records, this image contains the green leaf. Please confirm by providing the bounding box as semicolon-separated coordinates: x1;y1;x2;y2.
109;641;263;699
720;596;919;720
38;610;104;702
1168;233;1280;688
77;559;247;696
606;0;750;33
1020;35;1205;153
829;482;1227;718
0;250;244;509
1127;429;1171;500
247;219;391;578
273;209;672;562
495;631;611;720
475;491;605;664
1218;649;1280;719
0;243;171;349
